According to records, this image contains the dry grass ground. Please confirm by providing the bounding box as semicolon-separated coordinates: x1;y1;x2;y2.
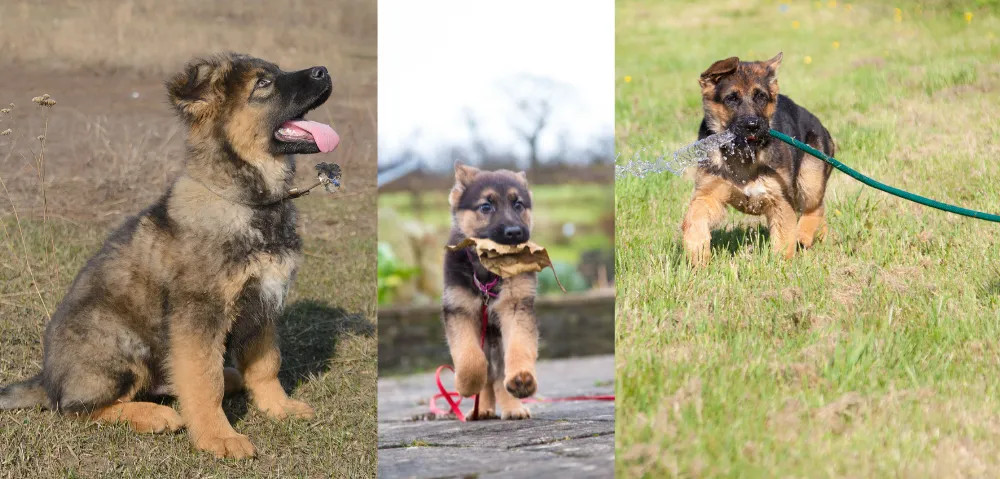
0;0;377;476
616;1;1000;477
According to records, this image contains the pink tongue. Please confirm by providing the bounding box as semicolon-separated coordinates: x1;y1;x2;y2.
284;120;340;153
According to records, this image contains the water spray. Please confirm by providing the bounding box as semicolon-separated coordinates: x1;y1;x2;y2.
617;129;1000;223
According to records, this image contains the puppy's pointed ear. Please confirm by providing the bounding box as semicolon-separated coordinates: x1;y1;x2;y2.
454;161;480;186
450;161;479;208
763;52;783;93
763;52;783;75
166;57;222;124
515;170;528;184
699;56;739;94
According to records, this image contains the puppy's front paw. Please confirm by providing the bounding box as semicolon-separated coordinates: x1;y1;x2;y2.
683;226;712;267
454;351;488;397
195;432;256;459
504;370;537;399
502;405;531;420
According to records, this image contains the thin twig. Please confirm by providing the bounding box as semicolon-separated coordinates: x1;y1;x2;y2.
0;170;52;320
286;179;326;199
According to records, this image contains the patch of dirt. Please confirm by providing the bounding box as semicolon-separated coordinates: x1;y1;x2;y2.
830;264;870;309
851;57;886;69
770;362;823;388
0;64;376;242
878;265;922;295
815;391;865;435
767;398;804;442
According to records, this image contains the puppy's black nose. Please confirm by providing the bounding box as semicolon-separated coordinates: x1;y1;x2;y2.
310;66;328;80
503;226;525;242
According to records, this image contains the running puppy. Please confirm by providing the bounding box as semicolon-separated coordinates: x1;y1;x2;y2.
443;162;538;420
682;53;835;266
0;53;340;458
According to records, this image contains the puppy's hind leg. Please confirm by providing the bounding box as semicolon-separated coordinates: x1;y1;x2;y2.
52;360;182;434
470;326;502;421
767;198;798;260
89;401;184;434
494;379;530;420
46;322;182;434
796;131;834;248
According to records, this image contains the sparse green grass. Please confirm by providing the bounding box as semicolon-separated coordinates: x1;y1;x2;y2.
616;1;1000;477
0;196;376;478
380;183;613;263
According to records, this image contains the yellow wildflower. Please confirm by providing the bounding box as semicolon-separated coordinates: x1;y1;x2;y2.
832;41;840;49
792;20;801;29
624;75;632;83
965;12;973;24
804;56;813;64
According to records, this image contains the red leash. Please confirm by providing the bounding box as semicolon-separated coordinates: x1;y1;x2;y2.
430;253;614;421
431;301;489;421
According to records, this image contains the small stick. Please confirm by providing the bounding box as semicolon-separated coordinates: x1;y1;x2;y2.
285;179;326;200
283;162;343;201
548;265;567;293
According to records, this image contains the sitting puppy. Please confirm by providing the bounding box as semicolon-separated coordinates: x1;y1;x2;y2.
442;162;538;420
0;53;340;458
682;53;835;266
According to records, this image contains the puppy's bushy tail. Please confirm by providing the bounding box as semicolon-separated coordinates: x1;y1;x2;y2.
0;373;49;410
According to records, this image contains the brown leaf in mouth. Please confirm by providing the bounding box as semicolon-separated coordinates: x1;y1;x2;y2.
446;238;566;292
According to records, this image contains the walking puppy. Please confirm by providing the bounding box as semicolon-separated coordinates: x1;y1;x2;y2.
0;53;340;458
682;53;835;266
443;162;538;420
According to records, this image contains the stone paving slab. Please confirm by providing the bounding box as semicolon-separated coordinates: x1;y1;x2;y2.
378;355;615;478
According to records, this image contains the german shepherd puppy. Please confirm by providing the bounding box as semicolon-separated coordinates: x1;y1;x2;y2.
682;53;835;266
443;162;538;420
0;53;340;458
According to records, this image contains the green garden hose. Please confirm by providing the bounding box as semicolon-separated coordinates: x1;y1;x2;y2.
768;129;1000;223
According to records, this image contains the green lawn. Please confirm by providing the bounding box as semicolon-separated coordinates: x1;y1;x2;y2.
615;1;1000;477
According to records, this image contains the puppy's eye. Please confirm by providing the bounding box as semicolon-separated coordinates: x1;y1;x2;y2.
754;91;769;104
256;78;272;89
725;93;740;105
478;203;494;214
512;201;525;212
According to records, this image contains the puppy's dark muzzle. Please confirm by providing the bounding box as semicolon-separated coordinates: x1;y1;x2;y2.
284;66;333;114
490;225;529;245
734;116;768;142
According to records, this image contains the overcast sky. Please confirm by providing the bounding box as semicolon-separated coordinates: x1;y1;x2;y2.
378;0;614;166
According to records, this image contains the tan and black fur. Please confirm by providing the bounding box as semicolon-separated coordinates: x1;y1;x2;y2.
0;53;336;458
682;52;835;266
443;162;538;420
